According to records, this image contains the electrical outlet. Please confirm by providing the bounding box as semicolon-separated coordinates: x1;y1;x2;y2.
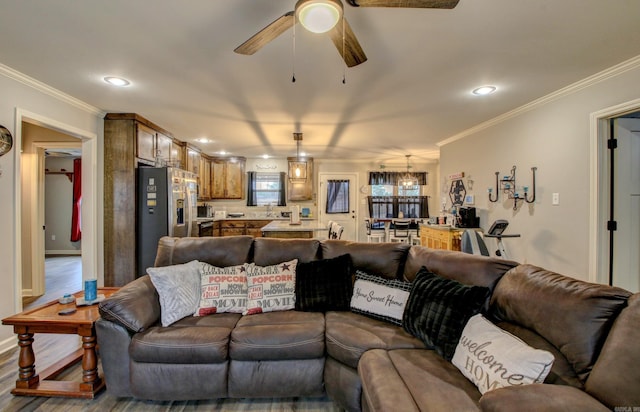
51;234;56;241
552;193;560;206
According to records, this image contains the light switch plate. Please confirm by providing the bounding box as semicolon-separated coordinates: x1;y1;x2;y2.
552;193;560;205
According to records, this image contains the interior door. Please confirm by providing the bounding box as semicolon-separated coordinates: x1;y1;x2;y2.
612;117;640;292
319;172;358;241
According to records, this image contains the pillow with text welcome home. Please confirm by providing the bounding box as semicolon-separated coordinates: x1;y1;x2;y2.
350;270;412;325
452;314;555;394
147;260;201;327
195;263;247;316
243;259;298;315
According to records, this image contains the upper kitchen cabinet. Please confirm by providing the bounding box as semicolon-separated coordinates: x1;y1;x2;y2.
287;157;313;201
211;157;245;199
185;145;201;175
156;132;173;164
199;156;212;200
136;122;181;166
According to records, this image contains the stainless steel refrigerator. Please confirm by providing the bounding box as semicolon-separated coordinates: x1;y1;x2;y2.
137;167;198;277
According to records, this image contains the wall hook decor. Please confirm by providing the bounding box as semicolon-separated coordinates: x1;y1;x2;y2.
488;166;537;210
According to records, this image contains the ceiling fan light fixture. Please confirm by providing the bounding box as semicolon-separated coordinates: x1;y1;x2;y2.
296;0;343;34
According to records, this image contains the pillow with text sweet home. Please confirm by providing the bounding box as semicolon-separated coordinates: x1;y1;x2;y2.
243;259;298;315
195;263;247;316
350;270;412;325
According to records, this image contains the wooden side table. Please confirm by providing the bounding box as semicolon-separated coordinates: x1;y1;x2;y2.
2;287;118;398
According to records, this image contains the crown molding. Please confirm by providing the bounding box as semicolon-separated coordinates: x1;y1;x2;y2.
437;54;640;148
0;63;104;117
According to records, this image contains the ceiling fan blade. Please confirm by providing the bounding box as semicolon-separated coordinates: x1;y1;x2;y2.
328;17;368;68
346;0;459;8
234;11;295;55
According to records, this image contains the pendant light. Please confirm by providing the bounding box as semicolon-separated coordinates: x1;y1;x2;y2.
289;132;307;181
399;155;418;187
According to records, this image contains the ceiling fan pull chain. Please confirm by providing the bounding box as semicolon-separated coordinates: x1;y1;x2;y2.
292;13;297;83
342;17;346;84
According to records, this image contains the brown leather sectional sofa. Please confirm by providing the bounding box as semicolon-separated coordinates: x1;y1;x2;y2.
96;236;640;411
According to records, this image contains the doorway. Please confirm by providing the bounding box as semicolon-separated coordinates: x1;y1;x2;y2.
14;109;98;313
590;99;640;292
318;172;358;241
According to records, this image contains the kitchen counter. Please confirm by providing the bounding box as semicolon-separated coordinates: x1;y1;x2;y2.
260;220;327;239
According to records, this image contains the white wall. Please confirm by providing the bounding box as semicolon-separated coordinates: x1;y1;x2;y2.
0;65;102;353
439;59;640;281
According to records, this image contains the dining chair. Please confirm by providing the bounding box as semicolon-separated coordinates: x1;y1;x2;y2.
365;219;385;243
389;218;411;243
328;221;344;239
409;219;423;245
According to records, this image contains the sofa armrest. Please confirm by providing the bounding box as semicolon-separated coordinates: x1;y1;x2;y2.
98;275;160;333
479;384;609;412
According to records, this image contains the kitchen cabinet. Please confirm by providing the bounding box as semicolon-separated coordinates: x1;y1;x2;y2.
420;225;464;251
216;219;270;237
136;125;179;166
104;113;178;286
156;132;173;163
211;157;246;199
199;156;211;200
171;140;184;168
220;220;246;237
287;157;314;201
186;146;201;175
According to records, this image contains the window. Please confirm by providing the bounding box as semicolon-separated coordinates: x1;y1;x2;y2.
247;172;286;206
367;171;429;219
326;179;350;214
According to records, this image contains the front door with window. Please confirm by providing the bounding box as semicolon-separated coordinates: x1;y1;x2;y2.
319;173;358;241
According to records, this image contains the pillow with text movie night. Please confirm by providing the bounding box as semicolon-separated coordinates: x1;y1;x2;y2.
195;263;247;316
452;314;555;394
147;260;201;327
350;270;412;325
295;254;353;312
402;268;490;361
243;259;298;315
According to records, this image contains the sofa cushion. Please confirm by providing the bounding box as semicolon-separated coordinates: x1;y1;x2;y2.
350;270;411;325
403;268;490;361
321;240;410;280
230;311;325;361
129;313;241;364
243;259;297;315
195;263;247;316
479;384;610;412
154;235;254;268
295;254;353;312
490;264;631;383
452;314;554;394
253;238;321;266
359;349;482;412
585;293;640;409
147;260;201;327
325;311;425;369
403;247;518;286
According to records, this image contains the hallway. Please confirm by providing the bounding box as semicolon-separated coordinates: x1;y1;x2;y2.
23;255;82;309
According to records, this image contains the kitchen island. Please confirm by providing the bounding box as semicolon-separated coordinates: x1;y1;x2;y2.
261;220;327;239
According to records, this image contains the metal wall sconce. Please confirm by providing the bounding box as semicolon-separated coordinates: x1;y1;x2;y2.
488;166;537;210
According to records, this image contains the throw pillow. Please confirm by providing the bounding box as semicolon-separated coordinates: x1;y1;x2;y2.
195;263;247;316
350;270;412;325
402;267;490;361
147;260;201;327
243;259;298;315
452;314;555;394
295;254;353;312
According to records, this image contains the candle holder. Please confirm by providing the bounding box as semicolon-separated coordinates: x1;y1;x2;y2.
488;166;537;210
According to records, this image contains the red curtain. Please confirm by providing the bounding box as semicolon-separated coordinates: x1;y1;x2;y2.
70;158;82;242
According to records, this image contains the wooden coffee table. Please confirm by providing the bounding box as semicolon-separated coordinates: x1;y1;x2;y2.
2;287;118;398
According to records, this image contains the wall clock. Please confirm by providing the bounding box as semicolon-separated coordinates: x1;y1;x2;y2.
0;125;13;157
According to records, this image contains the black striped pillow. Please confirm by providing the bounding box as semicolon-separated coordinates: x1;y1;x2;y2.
402;267;490;361
295;254;353;312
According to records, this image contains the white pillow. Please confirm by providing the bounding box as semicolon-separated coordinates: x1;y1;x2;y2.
147;260;201;327
452;314;555;394
195;263;247;315
243;259;297;315
350;271;411;325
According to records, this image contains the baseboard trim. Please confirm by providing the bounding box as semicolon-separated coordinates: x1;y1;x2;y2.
45;250;82;256
0;336;17;355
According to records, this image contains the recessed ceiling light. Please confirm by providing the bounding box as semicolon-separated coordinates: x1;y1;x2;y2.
195;138;211;144
262;154;270;159
103;76;130;87
472;86;497;96
218;151;227;156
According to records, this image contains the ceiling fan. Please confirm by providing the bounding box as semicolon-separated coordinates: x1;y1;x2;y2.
234;0;460;68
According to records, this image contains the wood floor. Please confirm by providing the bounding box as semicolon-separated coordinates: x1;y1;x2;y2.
4;256;342;411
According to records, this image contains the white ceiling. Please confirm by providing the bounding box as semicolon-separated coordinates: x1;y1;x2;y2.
1;0;640;163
